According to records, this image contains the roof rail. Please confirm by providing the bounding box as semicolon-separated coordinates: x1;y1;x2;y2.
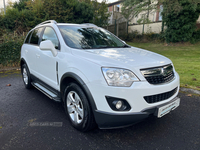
81;23;98;27
35;20;57;27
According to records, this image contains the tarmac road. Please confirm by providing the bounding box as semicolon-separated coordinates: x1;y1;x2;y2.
0;70;200;150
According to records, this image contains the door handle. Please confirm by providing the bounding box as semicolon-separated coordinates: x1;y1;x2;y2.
36;54;40;58
25;50;28;53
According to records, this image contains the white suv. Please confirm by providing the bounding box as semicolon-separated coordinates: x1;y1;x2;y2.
21;20;180;132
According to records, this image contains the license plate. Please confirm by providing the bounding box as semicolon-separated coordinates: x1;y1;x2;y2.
157;97;180;118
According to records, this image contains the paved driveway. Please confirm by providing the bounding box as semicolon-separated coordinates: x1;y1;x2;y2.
0;70;200;150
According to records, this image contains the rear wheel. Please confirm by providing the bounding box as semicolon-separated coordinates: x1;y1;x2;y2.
64;83;96;132
21;64;32;89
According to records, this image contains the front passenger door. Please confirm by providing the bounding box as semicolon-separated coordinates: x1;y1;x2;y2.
36;27;60;89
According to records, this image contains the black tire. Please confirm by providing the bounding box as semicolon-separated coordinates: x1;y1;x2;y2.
64;83;96;132
21;64;32;89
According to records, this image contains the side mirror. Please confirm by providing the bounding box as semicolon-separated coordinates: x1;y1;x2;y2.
40;40;58;57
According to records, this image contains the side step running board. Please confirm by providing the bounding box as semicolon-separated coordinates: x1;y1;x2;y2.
32;82;61;102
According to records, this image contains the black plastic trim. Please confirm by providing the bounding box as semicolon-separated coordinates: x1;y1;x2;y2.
20;58;26;66
31;74;61;100
105;96;131;111
60;72;97;111
94;110;149;129
56;62;59;85
144;87;178;103
95;97;180;129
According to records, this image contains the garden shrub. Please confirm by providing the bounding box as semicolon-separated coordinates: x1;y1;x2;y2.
190;29;200;44
163;0;200;43
0;32;25;67
119;31;165;42
0;0;95;67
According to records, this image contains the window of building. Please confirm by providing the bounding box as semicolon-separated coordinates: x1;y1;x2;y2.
115;5;120;12
159;5;163;21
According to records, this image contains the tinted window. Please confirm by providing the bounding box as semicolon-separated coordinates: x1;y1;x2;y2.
58;25;126;49
30;28;43;45
42;27;59;49
25;31;32;43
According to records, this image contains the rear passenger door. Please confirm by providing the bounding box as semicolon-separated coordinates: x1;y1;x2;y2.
24;27;44;75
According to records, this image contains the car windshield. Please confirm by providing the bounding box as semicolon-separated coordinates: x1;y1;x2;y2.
58;25;129;49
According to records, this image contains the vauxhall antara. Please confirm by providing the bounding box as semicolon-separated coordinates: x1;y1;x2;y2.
20;20;180;132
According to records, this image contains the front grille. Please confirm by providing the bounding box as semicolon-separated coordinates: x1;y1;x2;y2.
145;71;174;84
141;64;175;85
144;87;178;104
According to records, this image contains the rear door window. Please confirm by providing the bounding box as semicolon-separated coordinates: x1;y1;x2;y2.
29;28;44;45
25;31;32;43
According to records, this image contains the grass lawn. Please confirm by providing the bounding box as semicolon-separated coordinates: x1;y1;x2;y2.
127;42;200;91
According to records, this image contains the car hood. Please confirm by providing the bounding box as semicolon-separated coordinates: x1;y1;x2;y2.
71;47;172;80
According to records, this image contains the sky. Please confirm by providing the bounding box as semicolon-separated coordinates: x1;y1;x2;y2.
0;0;19;8
0;0;118;8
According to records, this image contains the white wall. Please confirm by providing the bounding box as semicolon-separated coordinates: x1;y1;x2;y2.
197;16;200;23
131;11;157;24
129;22;162;34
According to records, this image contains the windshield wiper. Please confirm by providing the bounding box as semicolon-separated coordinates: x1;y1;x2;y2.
118;44;130;48
83;45;131;49
95;46;115;49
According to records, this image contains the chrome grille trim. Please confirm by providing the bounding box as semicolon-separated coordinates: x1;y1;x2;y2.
141;64;175;85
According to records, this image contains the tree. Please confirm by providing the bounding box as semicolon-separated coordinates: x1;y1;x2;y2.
121;0;200;42
0;0;94;32
82;0;110;27
13;0;29;11
121;0;158;24
161;0;200;43
92;0;110;27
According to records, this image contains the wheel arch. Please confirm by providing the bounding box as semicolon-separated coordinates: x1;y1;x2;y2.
60;72;97;111
20;58;28;74
20;58;26;68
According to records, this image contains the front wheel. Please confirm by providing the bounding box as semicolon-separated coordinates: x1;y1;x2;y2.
64;83;96;132
21;64;32;89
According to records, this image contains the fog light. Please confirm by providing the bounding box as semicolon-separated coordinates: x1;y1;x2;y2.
116;101;122;109
106;96;131;111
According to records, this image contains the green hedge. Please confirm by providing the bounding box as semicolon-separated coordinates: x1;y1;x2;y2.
119;31;165;42
163;0;200;43
0;33;25;67
0;41;22;66
190;29;200;44
119;29;200;44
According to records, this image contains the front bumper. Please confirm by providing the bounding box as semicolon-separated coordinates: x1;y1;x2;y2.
94;97;180;129
87;72;180;113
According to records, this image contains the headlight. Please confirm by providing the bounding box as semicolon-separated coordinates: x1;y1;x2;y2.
102;68;139;87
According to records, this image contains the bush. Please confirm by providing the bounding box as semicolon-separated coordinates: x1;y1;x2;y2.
119;31;165;42
0;0;94;32
163;0;200;43
0;8;20;30
0;32;25;67
0;8;35;33
190;29;200;44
